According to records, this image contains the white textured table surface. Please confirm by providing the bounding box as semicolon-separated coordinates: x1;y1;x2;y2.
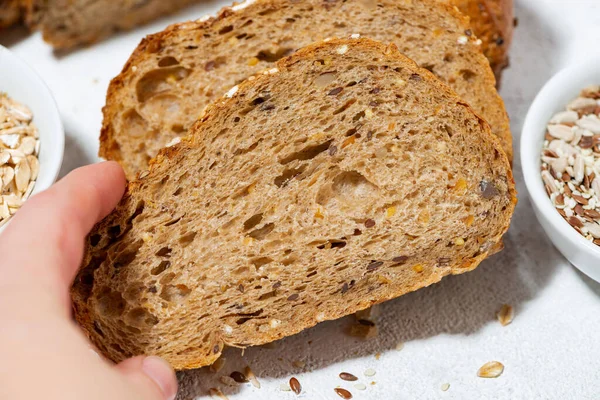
4;1;600;399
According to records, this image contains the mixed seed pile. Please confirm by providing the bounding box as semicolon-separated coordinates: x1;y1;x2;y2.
0;94;40;227
541;85;600;245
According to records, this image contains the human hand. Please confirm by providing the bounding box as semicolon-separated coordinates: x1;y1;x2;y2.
0;162;178;400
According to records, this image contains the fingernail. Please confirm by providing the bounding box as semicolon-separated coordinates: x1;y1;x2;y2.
142;356;178;400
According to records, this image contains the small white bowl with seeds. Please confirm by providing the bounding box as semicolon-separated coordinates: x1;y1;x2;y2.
522;57;600;282
0;45;64;230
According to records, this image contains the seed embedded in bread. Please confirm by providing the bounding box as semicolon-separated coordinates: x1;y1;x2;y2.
100;0;512;180
73;38;516;370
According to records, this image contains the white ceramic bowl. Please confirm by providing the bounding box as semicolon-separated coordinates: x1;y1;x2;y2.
0;45;64;229
522;57;600;282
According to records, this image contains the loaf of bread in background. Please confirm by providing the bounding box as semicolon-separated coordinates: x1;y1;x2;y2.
0;0;22;29
450;0;514;80
23;0;199;49
74;37;516;369
100;0;511;180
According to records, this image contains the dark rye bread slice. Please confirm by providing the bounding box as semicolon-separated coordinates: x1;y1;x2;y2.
23;0;199;49
75;38;516;369
100;0;512;180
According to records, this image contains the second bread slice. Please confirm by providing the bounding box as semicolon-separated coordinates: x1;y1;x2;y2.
101;0;512;179
75;38;516;369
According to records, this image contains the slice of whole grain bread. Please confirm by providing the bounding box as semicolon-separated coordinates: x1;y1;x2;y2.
23;0;199;49
100;0;512;180
74;37;516;369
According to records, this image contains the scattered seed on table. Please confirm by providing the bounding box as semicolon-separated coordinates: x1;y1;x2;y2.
364;368;376;377
339;372;358;381
289;377;302;395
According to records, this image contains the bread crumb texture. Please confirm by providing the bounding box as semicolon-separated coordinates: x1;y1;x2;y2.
76;38;515;369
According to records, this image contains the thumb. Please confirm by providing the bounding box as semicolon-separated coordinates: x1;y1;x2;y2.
115;356;178;400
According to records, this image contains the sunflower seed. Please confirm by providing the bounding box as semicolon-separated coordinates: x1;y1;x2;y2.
26;155;39;180
14;158;31;193
6;102;32;122
18;136;36;155
568;97;597;112
548;124;574;141
1;165;14;187
577;115;600;134
441;383;450;391
477;361;504;378
0;133;20;148
584;222;600;238
364;368;376;377
550;110;579;124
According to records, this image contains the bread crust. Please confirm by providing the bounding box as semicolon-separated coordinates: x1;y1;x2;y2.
78;37;516;370
451;0;514;79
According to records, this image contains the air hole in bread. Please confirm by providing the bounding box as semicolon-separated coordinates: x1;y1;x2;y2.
422;63;435;73
164;216;182;227
90;234;101;246
258;290;276;301
97;288;126;317
218;25;233;34
274;165;306;188
333;99;357;115
160;284;191;302
173;187;183;196
136;66;190;103
281;256;297;266
459;69;476;82
251;257;273;268
279;140;333;165
234;139;262;155
141;94;182;123
159;272;176;285
111;343;125;353
107;225;121;237
353;111;365;122
179;231;197;247
93;321;105;337
248;223;275;240
256;47;294;63
318;170;380;208
151;260;170;275
113;240;143;269
157;56;180;67
126;307;159;327
243;213;263;230
314;72;337;87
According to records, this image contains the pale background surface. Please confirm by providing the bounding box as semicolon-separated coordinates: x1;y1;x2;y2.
3;0;600;399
